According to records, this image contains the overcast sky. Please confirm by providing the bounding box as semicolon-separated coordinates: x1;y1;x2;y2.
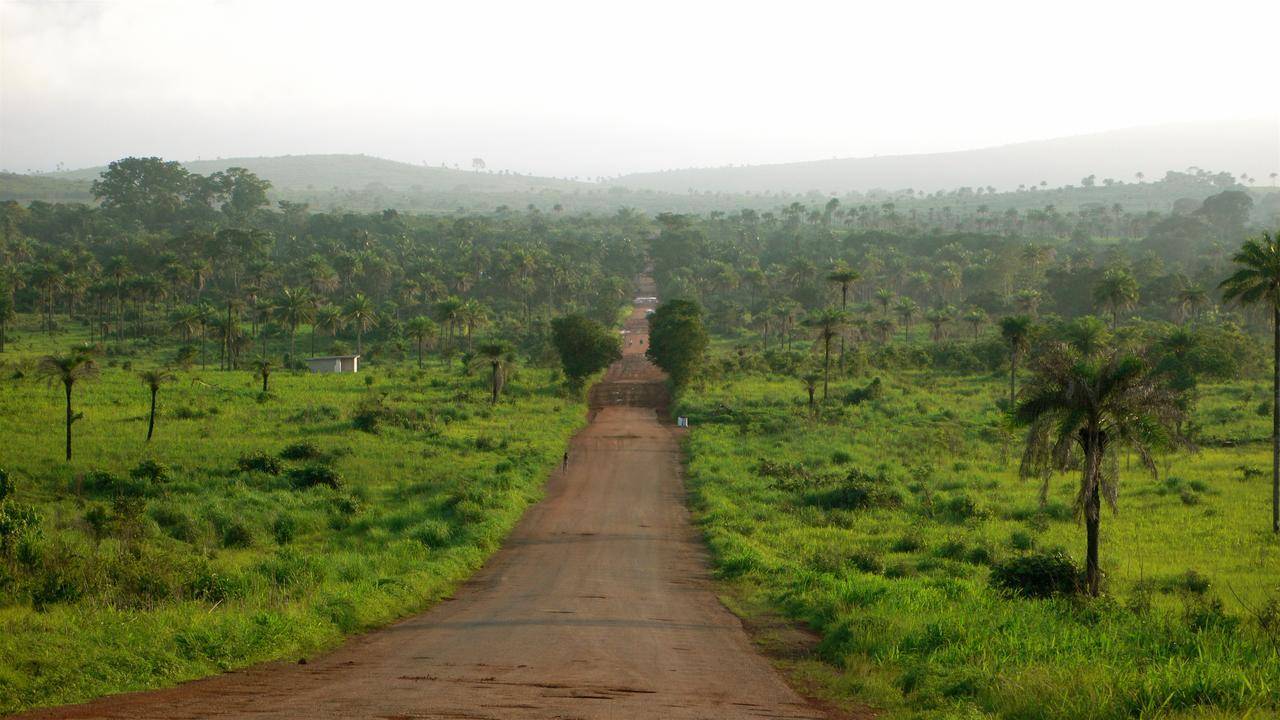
3;0;1278;177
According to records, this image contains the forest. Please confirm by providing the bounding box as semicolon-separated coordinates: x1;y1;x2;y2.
2;155;1280;718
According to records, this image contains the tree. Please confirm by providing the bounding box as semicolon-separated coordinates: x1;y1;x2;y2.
433;297;465;354
1093;268;1139;329
805;308;847;401
550;314;621;388
1016;345;1185;595
38;347;99;461
405;316;438;368
894;298;918;341
874;288;895;317
1000;315;1033;410
472;341;514;404
646;299;708;390
827;263;860;368
314;304;344;354
275;287;315;360
1220;232;1280;533
0;288;13;352
343;293;378;355
91;156;194;229
139;368;175;442
252;357;274;393
801;372;819;416
963;308;987;339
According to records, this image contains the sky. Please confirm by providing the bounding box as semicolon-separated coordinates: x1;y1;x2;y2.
3;0;1279;177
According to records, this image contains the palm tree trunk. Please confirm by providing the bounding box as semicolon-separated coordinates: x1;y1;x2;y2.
64;381;73;461
146;388;157;442
1009;347;1018;409
1085;476;1101;596
490;363;500;404
1272;306;1279;533
357;326;363;355
417;338;424;368
822;339;831;402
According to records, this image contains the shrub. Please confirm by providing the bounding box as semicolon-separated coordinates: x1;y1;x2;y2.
289;464;344;490
937;493;985;522
130;459;171;485
237;451;283;475
1008;530;1036;552
1183;596;1239;633
351;396;429;434
150;504;198;543
892;533;923;553
989;550;1080;598
221;521;254;548
279;442;324;461
843;377;884;405
409;519;453;547
0;468;13;501
806;467;903;510
272;514;297;545
849;549;884;574
0;501;42;557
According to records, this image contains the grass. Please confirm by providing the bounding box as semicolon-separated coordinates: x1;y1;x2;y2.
0;322;586;714
677;364;1280;719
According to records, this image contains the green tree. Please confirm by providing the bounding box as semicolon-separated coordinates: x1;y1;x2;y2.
1000;315;1033;410
963;308;987;339
343;293;378;355
805;308;847;401
1016;345;1185;595
275;287;315;360
139;368;175;442
0;288;13;352
646;299;708;390
827;263;860;368
405;316;438;368
38;347;99;461
894;298;918;342
1220;232;1280;533
472;341;515;404
1093;267;1139;330
550;314;622;389
313;304;344;354
251;357;274;393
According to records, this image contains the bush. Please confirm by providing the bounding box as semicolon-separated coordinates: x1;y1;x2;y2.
937;493;986;522
130;459;171;485
806;467;903;510
289;464;344;490
1008;530;1036;552
237;451;283;475
0;468;13;501
272;514;297;545
989;550;1080;598
221;521;254;548
843;377;884;405
279;442;324;461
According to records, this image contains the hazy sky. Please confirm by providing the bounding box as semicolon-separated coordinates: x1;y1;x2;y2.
3;0;1278;177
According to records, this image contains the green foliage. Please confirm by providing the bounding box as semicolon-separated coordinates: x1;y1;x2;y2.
236;451;283;476
989;550;1080;598
550;314;621;386
646;299;708;389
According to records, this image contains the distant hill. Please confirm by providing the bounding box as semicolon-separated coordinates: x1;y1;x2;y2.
49;153;592;194
613;117;1280;195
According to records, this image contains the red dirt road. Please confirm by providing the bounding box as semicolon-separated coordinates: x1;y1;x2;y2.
13;287;831;719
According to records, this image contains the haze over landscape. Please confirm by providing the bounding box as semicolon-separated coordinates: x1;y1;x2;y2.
5;2;1280;720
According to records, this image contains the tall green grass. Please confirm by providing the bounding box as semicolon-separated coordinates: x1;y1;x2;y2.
678;368;1280;719
0;330;585;714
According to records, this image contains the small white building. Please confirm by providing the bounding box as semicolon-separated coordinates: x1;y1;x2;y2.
306;355;360;373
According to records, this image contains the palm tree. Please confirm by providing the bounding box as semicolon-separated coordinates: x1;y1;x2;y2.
827;264;860;369
805;308;847;402
1000;315;1033;410
1176;285;1207;324
874;288;895;318
406;315;437;368
343;293;378;354
313;304;344;354
251;357;274;393
894;298;918;342
1016;345;1185;595
1093;267;1139;330
38;347;99;461
1220;232;1280;533
139;368;175;442
275;287;315;360
963;308;987;339
801;372;820;416
433;297;465;354
872;317;894;345
459;299;488;352
472;341;515;404
0;289;13;353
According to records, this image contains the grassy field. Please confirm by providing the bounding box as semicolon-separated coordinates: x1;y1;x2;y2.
677;364;1280;719
0;322;586;714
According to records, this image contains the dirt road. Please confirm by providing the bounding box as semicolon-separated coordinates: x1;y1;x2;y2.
16;285;830;719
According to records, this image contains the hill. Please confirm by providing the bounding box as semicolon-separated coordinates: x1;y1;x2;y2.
613;117;1280;195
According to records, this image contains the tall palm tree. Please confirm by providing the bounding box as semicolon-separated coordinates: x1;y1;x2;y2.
894;298;918;342
313;304;345;354
251;357;274;393
38;347;99;461
1093;267;1139;330
139;368;175;442
0;288;13;353
999;315;1033;410
872;317;894;345
472;341;515;404
963;308;987;339
343;293;378;355
406;315;437;368
1220;232;1280;533
1176;285;1208;324
459;299;488;352
801;372;820;417
827;264;860;369
805;308;847;402
275;287;315;360
433;296;465;354
1016;345;1185;595
874;288;895;318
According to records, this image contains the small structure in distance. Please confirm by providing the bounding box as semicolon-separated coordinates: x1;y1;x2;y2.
306;354;361;373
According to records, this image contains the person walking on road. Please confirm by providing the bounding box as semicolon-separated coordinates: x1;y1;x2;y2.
562;451;569;470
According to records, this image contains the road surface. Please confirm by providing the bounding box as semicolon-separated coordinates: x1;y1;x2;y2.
16;281;834;719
